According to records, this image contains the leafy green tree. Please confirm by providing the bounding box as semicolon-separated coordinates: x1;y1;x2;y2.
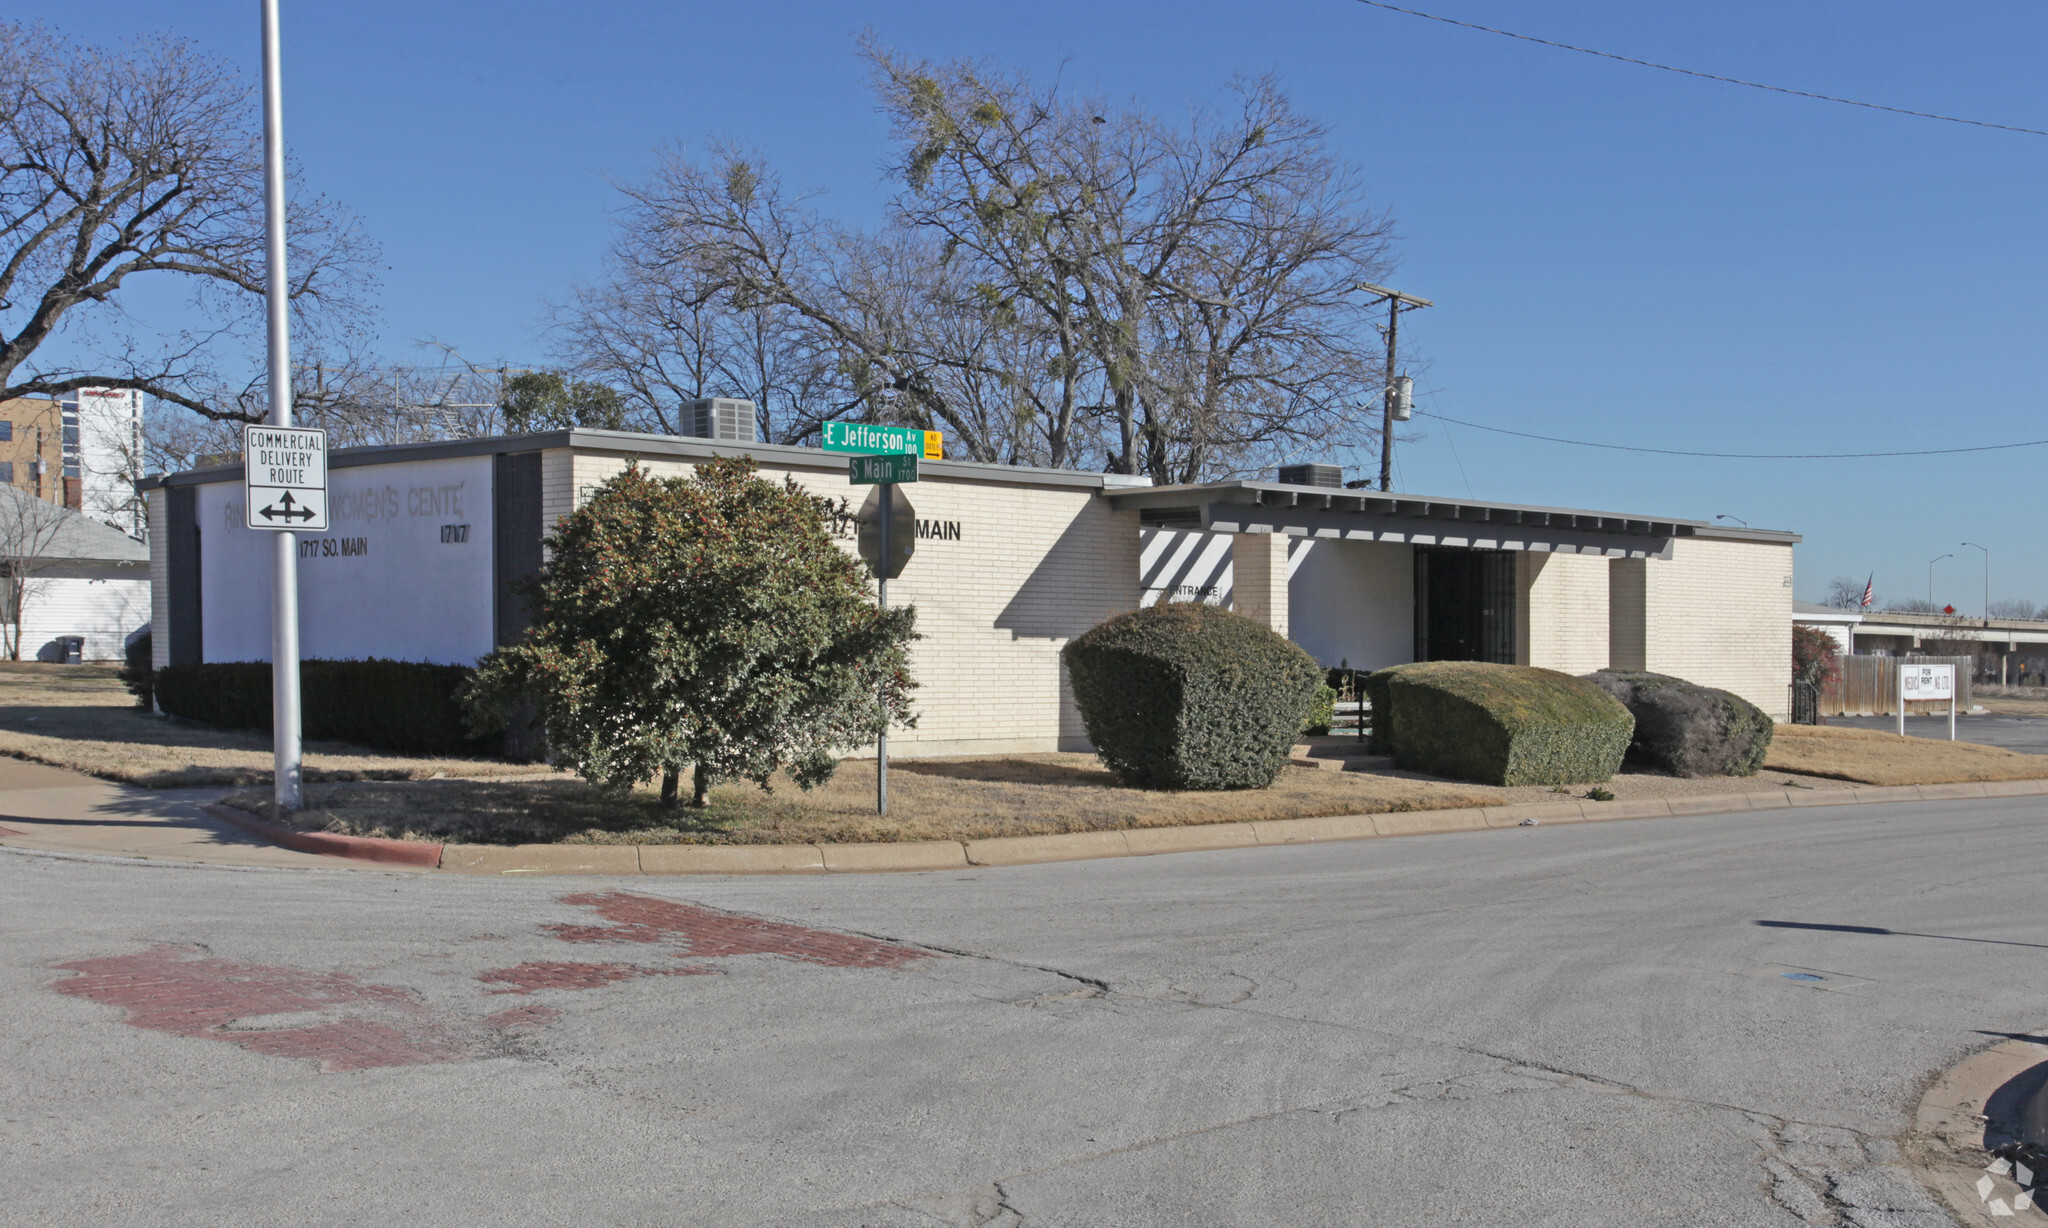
463;457;917;807
499;370;629;432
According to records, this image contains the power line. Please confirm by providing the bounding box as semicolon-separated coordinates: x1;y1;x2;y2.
1417;411;2048;460
1349;0;2048;138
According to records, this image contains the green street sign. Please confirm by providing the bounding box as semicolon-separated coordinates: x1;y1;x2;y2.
821;422;942;458
849;452;919;484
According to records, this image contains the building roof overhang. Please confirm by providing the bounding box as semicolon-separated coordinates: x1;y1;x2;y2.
138;429;1156;495
1109;481;1799;559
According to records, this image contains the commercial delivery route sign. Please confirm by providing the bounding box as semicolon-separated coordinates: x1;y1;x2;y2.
243;425;329;531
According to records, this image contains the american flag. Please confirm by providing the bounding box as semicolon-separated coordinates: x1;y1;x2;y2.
1860;574;1874;609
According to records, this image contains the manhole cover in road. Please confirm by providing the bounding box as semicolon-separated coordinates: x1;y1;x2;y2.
1733;963;1876;992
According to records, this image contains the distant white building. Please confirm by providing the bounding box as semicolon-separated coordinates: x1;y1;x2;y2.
60;387;147;541
0;484;150;662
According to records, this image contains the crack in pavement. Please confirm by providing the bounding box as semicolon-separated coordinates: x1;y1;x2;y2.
801;929;1952;1227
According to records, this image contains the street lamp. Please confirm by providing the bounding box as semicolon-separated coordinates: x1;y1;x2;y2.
1359;282;1432;492
1714;514;1749;527
1927;552;1951;609
1961;542;1989;624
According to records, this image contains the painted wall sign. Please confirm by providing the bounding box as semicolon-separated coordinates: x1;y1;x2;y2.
201;455;495;665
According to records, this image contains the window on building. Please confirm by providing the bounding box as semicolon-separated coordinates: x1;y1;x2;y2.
0;420;12;441
0;462;13;483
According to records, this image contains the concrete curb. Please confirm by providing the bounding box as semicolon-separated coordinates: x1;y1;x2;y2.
202;804;445;868
231;777;2048;877
1907;1030;2048;1224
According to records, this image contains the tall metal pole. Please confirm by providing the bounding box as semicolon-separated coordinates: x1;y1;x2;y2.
261;0;302;812
1379;300;1400;492
1926;552;1950;609
876;501;889;816
1962;542;1989;625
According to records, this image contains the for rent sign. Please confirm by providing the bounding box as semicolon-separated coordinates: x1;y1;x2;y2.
243;425;329;531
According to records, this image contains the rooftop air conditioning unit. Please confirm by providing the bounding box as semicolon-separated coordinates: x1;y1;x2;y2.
1277;463;1343;489
685;397;758;442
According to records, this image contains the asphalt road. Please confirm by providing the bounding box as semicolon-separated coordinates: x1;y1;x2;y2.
7;797;2047;1227
1832;712;2048;755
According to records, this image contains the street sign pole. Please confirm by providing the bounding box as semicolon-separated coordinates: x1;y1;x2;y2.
259;0;301;813
850;454;920;816
877;507;888;817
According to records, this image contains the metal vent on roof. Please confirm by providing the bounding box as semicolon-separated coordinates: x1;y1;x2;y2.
1277;463;1343;488
684;398;758;442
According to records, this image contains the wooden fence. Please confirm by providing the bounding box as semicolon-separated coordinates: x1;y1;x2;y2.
1818;655;1973;717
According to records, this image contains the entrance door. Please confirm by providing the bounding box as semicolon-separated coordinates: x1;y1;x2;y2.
1414;548;1515;663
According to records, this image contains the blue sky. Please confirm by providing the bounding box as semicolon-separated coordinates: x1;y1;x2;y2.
45;1;2048;611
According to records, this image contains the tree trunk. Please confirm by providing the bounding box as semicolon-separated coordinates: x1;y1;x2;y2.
691;764;711;808
659;769;680;807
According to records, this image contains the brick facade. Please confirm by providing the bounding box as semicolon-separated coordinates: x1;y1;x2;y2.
1516;551;1611;674
1618;535;1794;719
1230;533;1291;638
559;447;1141;756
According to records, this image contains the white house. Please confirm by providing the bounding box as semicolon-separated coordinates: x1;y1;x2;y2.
1;484;150;662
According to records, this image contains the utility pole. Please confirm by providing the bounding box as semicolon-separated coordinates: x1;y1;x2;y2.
1359;283;1432;492
260;0;302;812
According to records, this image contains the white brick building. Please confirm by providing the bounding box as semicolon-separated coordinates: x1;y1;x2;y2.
142;430;1799;749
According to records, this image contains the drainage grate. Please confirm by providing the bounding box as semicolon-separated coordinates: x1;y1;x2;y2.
1734;964;1875;992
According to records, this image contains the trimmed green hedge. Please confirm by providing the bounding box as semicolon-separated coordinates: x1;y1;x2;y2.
1369;661;1633;786
1361;662;1433;754
1585;670;1774;777
1063;602;1323;790
155;659;497;756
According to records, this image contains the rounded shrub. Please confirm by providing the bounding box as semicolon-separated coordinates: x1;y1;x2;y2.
1372;661;1633;786
1062;602;1323;790
1585;670;1774;777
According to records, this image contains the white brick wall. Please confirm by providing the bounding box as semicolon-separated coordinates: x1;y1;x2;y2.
1231;534;1290;637
561;450;1142;755
1639;537;1794;718
1517;551;1610;674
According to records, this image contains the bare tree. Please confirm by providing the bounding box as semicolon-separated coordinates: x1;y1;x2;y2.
1822;576;1870;609
867;45;1395;480
561;46;1396;480
1987;598;2036;620
0;484;71;659
0;25;377;423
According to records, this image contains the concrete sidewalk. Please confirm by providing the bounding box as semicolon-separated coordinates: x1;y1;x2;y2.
0;757;412;871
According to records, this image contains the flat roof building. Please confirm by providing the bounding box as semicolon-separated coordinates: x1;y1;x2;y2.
143;429;1800;753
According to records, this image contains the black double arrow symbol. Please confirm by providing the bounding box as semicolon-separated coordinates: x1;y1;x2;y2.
258;490;319;523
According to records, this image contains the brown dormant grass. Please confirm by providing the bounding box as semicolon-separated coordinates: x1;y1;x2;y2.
1764;723;2048;786
224;752;1507;846
0;663;562;788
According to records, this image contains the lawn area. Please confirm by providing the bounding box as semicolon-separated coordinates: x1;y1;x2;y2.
1971;685;2048;717
221;754;1510;846
0;663;562;787
1764;723;2048;786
